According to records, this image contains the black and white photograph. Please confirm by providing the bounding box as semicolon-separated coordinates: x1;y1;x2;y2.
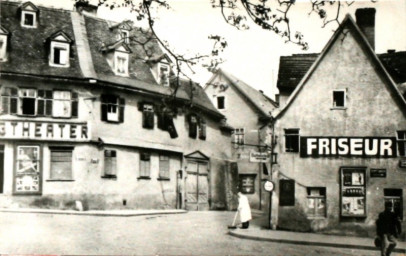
0;0;405;255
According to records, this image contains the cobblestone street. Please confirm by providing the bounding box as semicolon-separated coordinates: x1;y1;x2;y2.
0;211;400;255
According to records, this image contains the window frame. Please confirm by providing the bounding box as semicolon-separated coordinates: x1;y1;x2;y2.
396;131;406;157
0;34;8;62
284;128;300;153
158;63;170;86
233;128;245;145
158;154;170;180
139;152;151;179
101;94;125;123
114;51;129;76
142;103;154;129
1;87;18;115
239;174;256;194
384;188;403;220
18;88;37;116
306;187;327;218
120;29;130;44
21;10;37;28
332;89;346;109
216;95;226;110
52;90;72;118
103;149;117;179
48;147;74;181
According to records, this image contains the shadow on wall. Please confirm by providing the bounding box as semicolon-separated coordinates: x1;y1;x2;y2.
278;203;312;232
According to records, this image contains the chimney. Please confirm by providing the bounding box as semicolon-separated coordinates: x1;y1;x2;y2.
75;1;98;16
355;8;376;51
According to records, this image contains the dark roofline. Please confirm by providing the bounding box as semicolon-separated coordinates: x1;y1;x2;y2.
276;14;406;119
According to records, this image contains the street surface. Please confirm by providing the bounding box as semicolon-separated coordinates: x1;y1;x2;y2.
0;211;401;255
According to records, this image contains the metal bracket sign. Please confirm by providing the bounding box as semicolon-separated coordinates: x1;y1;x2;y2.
249;151;270;163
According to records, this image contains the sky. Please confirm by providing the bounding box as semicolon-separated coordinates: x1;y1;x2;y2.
18;0;406;99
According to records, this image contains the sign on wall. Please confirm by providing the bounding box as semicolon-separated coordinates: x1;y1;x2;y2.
300;137;397;158
249;151;270;163
0;120;89;141
370;168;386;178
340;167;366;217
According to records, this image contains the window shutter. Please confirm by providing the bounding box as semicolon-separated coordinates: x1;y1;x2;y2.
1;96;9;114
199;120;206;140
119;98;125;123
71;92;78;118
165;113;178;138
279;179;295;206
37;98;45;115
157;111;165;130
10;98;18;114
100;95;107;121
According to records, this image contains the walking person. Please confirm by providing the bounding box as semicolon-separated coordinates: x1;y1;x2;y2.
376;201;402;256
237;192;252;229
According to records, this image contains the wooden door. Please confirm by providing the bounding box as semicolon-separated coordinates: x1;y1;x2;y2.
185;161;209;211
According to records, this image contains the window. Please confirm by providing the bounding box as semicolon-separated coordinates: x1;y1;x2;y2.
15;146;40;193
1;87;18;114
159;64;170;86
217;96;225;110
397;131;406;157
285;129;299;152
239;174;256;194
384;189;403;219
21;11;36;28
52;47;68;66
103;150;117;178
139;152;151;178
199;119;206;140
101;95;125;123
114;52;129;76
37;90;53;116
19;89;36;115
233;128;244;145
53;91;71;118
340;167;366;217
332;90;346;108
306;187;326;218
189;115;198;139
279;179;295;206
50;147;73;180
0;34;8;62
142;104;154;129
159;155;170;179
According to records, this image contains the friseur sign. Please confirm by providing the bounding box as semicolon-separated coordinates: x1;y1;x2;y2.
0;120;89;141
300;137;397;158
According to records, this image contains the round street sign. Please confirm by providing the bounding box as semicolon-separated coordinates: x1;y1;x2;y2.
264;181;275;192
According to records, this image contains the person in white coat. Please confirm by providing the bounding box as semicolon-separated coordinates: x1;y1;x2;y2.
238;192;252;229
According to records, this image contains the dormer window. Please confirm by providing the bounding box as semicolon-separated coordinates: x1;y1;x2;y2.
19;2;39;28
48;31;73;68
159;63;170;86
0;26;9;62
120;30;130;44
101;42;131;77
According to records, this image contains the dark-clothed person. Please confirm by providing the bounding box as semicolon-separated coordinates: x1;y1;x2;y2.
376;201;402;256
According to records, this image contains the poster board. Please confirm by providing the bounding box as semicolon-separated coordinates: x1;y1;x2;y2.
340;167;366;217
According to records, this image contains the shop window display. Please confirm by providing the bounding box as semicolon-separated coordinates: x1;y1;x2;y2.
340;167;366;217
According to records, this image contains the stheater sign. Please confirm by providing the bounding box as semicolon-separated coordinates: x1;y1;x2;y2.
0;120;89;141
300;137;397;157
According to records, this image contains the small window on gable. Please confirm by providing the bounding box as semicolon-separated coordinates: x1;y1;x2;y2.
159;63;170;86
285;129;299;152
0;26;9;62
217;96;225;110
332;90;346;108
233;128;244;145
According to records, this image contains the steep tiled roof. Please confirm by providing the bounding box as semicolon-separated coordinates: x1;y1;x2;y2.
209;69;278;117
0;1;223;119
277;51;406;92
0;1;83;78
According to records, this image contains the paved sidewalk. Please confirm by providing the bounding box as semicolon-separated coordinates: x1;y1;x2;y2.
229;226;406;253
0;208;187;217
